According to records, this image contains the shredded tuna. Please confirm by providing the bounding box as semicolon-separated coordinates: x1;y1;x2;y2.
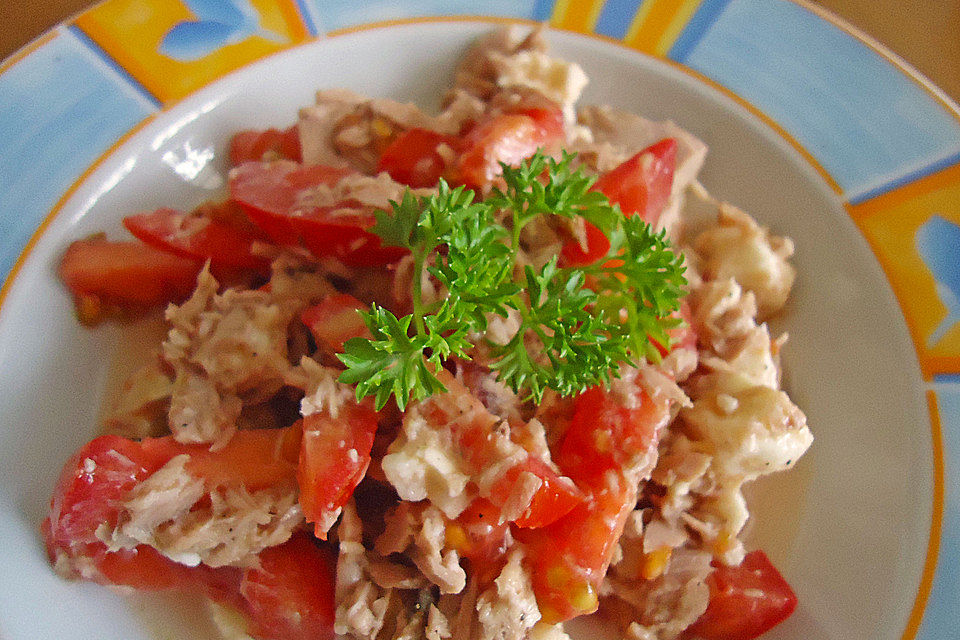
102;455;302;568
375;502;466;594
475;550;541;640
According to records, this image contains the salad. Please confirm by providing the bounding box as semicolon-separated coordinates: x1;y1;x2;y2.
44;25;812;640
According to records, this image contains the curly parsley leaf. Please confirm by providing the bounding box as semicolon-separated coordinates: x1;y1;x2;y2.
338;151;687;409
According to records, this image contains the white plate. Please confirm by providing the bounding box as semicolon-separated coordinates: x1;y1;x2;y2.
0;17;945;640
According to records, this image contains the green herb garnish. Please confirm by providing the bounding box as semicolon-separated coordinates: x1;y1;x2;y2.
337;151;687;410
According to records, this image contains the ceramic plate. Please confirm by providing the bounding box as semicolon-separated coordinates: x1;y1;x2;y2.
0;1;957;639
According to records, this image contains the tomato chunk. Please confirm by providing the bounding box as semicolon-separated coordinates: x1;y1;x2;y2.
422;371;583;528
123;207;268;271
561;138;677;266
240;534;337;640
487;457;583;529
301;293;369;353
59;238;201;315
684;550;798;640
595;138;676;223
457;107;564;188
521;385;670;623
229;161;405;265
377;128;458;188
297;401;379;540
446;499;510;585
230;126;301;166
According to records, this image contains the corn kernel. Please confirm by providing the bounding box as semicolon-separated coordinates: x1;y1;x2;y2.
546;565;570;590
592;428;612;453
76;294;103;326
569;581;598;613
712;531;733;557
539;605;562;625
445;523;469;553
641;546;672;580
371;117;392;138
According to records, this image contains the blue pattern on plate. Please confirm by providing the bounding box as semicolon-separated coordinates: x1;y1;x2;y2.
667;0;733;62
531;0;555;22
302;0;537;32
594;0;642;40
924;378;960;640
0;29;156;280
669;0;960;202
159;0;286;61
916;216;960;346
293;0;322;36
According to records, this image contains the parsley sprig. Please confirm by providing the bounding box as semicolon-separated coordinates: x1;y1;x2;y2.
338;151;687;410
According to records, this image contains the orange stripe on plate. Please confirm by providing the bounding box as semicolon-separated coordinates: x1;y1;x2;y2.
275;0;312;41
847;160;960;223
72;11;173;104
0;30;59;77
851;234;960;379
625;0;702;56
551;0;605;33
324;14;542;38
900;391;945;640
0;114;157;318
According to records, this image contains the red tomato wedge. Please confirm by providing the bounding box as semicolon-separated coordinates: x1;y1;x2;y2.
123;207;268;271
301;293;369;353
595;137;677;223
447;498;510;584
457;107;564;188
684;550;799;640
229;161;351;245
561;138;678;267
59;238;201;313
377;128;458;188
653;299;697;358
521;385;671;623
487;456;584;529
240;534;337;640
297;402;379;540
229;161;405;266
230;126;301;166
559;216;612;267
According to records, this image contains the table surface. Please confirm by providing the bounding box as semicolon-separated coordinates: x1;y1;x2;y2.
2;0;959;104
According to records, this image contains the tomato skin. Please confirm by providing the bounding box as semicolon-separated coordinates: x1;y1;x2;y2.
229;161;351;245
488;457;583;529
521;386;670;623
653;299;697;358
561;138;677;267
240;534;337;640
301;293;369;353
229;161;405;266
59;238;201;312
457;107;564;188
297;402;379;540
594;138;677;224
446;499;510;585
123;207;268;271
377;128;458;188
684;550;798;640
559;219;611;267
230;126;301;166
